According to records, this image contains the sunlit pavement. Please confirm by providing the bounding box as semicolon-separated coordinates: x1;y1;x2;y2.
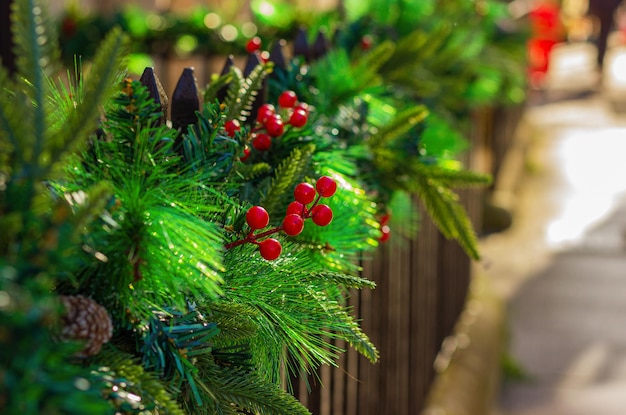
480;39;626;415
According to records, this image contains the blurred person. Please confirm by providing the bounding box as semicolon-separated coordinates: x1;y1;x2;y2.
527;0;565;88
587;0;623;68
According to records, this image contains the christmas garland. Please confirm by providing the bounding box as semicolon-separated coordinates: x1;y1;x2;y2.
1;0;528;413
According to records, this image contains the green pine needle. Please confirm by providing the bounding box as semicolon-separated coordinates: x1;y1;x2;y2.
183;359;312;415
409;164;482;259
93;347;187;415
225;63;271;123
262;144;315;218
46;28;127;172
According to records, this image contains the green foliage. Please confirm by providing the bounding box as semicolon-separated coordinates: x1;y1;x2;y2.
180;361;312;415
0;277;114;415
408;163;491;260
262;145;315;217
225;63;271;124
61;80;225;321
92;348;187;414
0;3;132;413
217;246;378;386
2;0;529;413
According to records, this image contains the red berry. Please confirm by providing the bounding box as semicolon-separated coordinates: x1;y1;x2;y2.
246;36;262;53
294;183;316;205
265;114;284;137
278;90;298;108
282;213;305;236
286;201;306;217
256;103;275;124
252;133;272;151
289;108;308;128
224;119;241;137
246;206;269;230
311;204;333;226
259;238;282;260
295;102;309;114
379;225;391;242
360;35;373;50
315;176;337;198
380;213;390;226
61;16;77;37
240;146;251;162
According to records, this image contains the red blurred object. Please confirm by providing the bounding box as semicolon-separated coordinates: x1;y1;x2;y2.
527;1;563;88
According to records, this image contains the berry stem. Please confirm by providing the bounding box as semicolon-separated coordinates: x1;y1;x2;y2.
225;226;283;250
311;194;322;209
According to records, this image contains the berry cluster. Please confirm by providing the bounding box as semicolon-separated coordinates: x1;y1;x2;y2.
250;90;309;152
221;90;309;161
379;213;391;242
225;176;338;260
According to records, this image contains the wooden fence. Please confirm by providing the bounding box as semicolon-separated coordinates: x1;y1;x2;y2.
137;42;498;413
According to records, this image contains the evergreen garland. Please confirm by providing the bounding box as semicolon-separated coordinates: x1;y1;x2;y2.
1;0;529;412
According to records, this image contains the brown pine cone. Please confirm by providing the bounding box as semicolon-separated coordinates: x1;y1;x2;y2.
60;295;113;357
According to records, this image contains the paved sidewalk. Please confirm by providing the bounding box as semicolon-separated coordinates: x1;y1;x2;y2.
481;88;626;414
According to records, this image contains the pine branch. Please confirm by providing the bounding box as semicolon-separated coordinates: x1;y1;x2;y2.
229;63;271;124
410;170;480;259
413;163;492;188
310;271;375;290
204;72;233;104
378;25;448;87
224;65;244;113
236;161;273;182
220;247;377;382
46;27;128;173
369;105;429;149
186;359;312;415
305;286;378;363
183;101;239;181
261;144;315;218
93;347;186;415
11;0;59;164
353;39;395;87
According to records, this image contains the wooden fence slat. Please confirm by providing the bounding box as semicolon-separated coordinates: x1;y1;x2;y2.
170;67;199;132
358;250;384;415
332;337;346;415
269;39;288;70
293;28;309;60
139;67;169;125
215;55;235;103
310;31;331;61
409;207;440;411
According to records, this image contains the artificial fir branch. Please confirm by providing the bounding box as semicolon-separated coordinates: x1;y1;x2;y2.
225;63;272;123
47;27;127;170
413;163;492;188
180;359;312;415
368;105;429;149
10;0;59;164
92;348;187;415
261;144;315;217
204;71;233;104
411;172;481;260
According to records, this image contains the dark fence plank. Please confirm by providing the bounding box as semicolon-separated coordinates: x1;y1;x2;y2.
410;208;440;412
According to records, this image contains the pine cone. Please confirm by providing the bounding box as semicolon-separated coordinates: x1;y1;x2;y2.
60;295;113;357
